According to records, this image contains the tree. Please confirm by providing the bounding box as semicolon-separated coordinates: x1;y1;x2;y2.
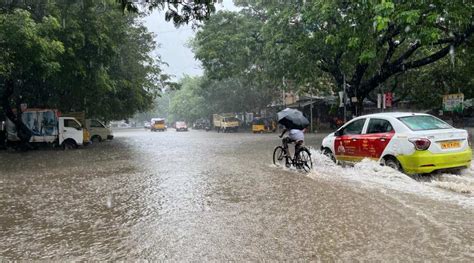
192;11;280;113
238;0;474;114
49;0;165;120
193;11;265;80
1;0;216;147
198;76;276;113
0;9;64;143
1;0;168;121
117;0;217;26
169;75;208;122
399;43;474;109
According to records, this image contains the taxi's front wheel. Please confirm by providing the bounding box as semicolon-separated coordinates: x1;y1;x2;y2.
322;148;336;163
384;157;403;172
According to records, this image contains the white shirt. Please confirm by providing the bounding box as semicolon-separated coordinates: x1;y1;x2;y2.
289;129;304;142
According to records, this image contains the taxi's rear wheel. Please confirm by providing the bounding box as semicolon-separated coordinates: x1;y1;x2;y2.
384;157;402;172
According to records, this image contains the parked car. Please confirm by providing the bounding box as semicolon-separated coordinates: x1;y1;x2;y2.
175;121;188;132
193;118;210;130
321;112;472;174
144;121;151;129
85;119;113;142
118;122;131;128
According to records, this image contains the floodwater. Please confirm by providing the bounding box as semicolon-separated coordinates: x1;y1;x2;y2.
0;129;473;261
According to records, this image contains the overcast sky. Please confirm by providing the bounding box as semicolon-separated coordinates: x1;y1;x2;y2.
143;0;239;80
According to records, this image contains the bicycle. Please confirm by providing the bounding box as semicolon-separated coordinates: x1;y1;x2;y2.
273;142;313;172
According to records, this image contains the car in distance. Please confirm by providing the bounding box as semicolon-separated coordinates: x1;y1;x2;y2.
144;121;151;129
321;112;472;174
151;118;166;132
175;121;188;132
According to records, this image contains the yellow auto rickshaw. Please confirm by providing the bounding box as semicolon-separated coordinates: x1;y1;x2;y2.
252;118;276;133
252;118;265;133
151;118;166;132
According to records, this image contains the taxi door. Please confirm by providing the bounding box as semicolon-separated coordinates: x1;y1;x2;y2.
358;118;395;159
334;118;367;162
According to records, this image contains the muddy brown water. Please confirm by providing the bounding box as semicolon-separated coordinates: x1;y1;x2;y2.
0;129;473;260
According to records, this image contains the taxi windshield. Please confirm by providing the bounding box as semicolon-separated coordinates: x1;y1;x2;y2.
398;115;452;131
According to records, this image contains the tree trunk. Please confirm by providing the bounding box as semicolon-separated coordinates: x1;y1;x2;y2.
2;79;32;148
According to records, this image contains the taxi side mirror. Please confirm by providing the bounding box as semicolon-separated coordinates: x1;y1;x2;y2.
335;129;343;137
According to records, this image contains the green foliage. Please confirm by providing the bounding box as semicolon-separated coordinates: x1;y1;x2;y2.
169;76;208;122
167;74;277;122
1;0;169;120
232;0;474;113
116;0;216;27
189;10;281;116
0;9;64;81
359;50;377;64
403;45;474;109
193;11;264;80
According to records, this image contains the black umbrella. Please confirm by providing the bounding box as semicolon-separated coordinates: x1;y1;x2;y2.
277;108;309;130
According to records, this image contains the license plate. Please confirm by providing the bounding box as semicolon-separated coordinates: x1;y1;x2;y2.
440;141;461;149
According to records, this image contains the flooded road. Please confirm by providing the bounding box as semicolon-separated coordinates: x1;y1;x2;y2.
1;129;473;260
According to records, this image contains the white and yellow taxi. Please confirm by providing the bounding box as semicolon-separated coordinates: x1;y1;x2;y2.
321;113;472;174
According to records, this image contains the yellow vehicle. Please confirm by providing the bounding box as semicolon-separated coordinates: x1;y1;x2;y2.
252;118;276;133
83;127;91;145
252;118;266;133
213;114;240;133
151;118;166;132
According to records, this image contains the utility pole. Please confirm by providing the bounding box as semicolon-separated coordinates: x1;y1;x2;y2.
343;74;347;123
310;92;313;133
282;76;287;109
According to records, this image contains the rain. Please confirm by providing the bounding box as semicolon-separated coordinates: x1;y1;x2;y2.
0;0;473;261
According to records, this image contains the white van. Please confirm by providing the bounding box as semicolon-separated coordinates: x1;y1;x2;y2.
85;119;113;142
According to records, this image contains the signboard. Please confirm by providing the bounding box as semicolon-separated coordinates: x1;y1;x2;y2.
385;92;393;108
443;93;464;112
338;91;344;107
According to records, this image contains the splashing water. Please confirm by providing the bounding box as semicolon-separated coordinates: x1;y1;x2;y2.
106;196;113;208
306;150;474;208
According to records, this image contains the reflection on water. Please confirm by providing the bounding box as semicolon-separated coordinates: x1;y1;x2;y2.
0;129;473;260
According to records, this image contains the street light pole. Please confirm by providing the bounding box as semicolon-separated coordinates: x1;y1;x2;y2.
343;74;347;123
310;92;313;132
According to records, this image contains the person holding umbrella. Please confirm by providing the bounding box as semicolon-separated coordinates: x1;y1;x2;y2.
279;127;306;157
277;108;310;158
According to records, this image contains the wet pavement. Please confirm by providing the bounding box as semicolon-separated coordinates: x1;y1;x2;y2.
0;129;473;260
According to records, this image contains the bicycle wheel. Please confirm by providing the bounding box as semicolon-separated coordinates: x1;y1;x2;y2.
295;148;313;172
273;146;288;167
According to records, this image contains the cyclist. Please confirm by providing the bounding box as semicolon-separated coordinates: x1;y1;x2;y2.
279;127;305;158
